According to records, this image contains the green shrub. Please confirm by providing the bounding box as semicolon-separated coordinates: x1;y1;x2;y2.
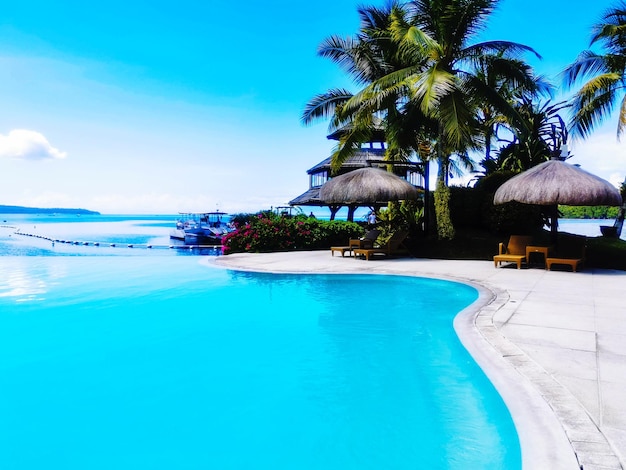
473;170;518;193
483;201;543;234
222;213;363;254
448;179;543;235
449;186;485;230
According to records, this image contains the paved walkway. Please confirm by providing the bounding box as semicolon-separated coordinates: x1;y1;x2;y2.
213;251;626;470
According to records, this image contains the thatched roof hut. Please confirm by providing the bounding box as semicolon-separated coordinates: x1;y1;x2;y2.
493;160;622;206
320;167;420;204
493;159;622;243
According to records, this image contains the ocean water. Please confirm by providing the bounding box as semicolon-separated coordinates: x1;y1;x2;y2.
0;214;220;256
558;218;626;240
0;215;521;469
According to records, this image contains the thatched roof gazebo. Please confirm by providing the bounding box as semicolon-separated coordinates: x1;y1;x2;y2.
289;120;428;224
494;160;622;206
494;159;622;241
319;167;420;221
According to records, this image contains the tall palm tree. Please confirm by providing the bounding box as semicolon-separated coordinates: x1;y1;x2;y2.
304;0;542;239
362;0;542;238
564;2;626;138
301;3;408;172
377;0;541;171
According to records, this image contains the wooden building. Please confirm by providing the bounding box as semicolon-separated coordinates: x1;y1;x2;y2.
289;126;428;221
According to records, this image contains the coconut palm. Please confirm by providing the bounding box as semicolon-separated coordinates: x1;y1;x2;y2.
474;54;553;171
379;0;542;170
303;0;542;239
563;2;626;138
301;3;404;169
494;98;570;172
360;0;542;238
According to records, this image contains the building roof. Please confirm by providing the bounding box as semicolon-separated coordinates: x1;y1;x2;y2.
289;187;322;206
306;151;386;174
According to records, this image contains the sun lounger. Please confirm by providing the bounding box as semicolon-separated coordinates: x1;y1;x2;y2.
546;239;586;272
493;235;533;269
330;229;380;257
353;230;408;260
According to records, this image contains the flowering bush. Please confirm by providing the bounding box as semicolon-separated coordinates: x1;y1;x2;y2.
222;212;363;254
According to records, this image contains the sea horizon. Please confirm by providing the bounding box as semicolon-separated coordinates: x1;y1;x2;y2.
1;211;624;259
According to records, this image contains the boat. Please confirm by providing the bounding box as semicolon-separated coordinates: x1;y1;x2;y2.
169;212;233;245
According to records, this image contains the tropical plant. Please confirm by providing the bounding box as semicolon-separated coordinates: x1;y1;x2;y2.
301;3;417;171
303;0;543;240
222;212;363;254
563;2;626;138
491;98;570;173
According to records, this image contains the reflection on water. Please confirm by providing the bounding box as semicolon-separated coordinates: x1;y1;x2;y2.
0;257;68;301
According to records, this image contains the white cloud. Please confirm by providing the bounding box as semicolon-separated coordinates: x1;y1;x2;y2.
569;131;626;188
0;129;67;160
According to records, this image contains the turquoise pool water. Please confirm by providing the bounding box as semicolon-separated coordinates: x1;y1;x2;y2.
0;217;521;469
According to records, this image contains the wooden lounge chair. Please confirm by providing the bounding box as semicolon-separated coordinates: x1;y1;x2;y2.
546;239;586;272
493;235;533;269
330;229;380;257
353;230;408;260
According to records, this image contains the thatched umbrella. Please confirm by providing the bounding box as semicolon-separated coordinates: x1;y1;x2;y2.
493;159;622;241
319;167;420;221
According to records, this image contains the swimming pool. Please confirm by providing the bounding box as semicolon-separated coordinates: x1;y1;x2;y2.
0;252;521;469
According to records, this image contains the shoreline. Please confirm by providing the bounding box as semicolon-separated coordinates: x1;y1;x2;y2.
212;251;626;469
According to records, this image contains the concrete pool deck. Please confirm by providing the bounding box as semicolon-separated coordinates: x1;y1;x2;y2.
213;251;625;470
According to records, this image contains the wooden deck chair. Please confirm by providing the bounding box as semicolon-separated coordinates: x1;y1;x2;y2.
330;229;380;257
546;239;586;272
493;235;533;269
353;230;408;261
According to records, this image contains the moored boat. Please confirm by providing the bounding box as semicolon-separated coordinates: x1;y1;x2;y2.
169;212;233;245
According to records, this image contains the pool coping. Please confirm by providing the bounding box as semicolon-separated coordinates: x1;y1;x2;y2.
453;282;603;469
210;252;624;470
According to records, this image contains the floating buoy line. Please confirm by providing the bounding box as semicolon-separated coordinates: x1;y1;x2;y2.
5;226;222;252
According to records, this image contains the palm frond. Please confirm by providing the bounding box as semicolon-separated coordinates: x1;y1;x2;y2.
562;51;611;87
462;41;541;61
329;122;379;172
412;65;456;114
591;4;626;46
301;89;354;125
569;73;624;138
619;94;626;138
317;35;385;85
437;90;480;150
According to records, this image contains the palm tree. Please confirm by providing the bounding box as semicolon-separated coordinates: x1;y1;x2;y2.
301;3;407;172
495;98;570;172
564;2;626;138
303;0;542;239
362;0;542;238
474;54;553;171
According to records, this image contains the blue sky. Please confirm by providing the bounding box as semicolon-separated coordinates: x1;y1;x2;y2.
0;0;623;214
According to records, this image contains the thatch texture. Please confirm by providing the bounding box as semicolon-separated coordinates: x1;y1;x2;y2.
319;167;419;204
493;160;622;206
